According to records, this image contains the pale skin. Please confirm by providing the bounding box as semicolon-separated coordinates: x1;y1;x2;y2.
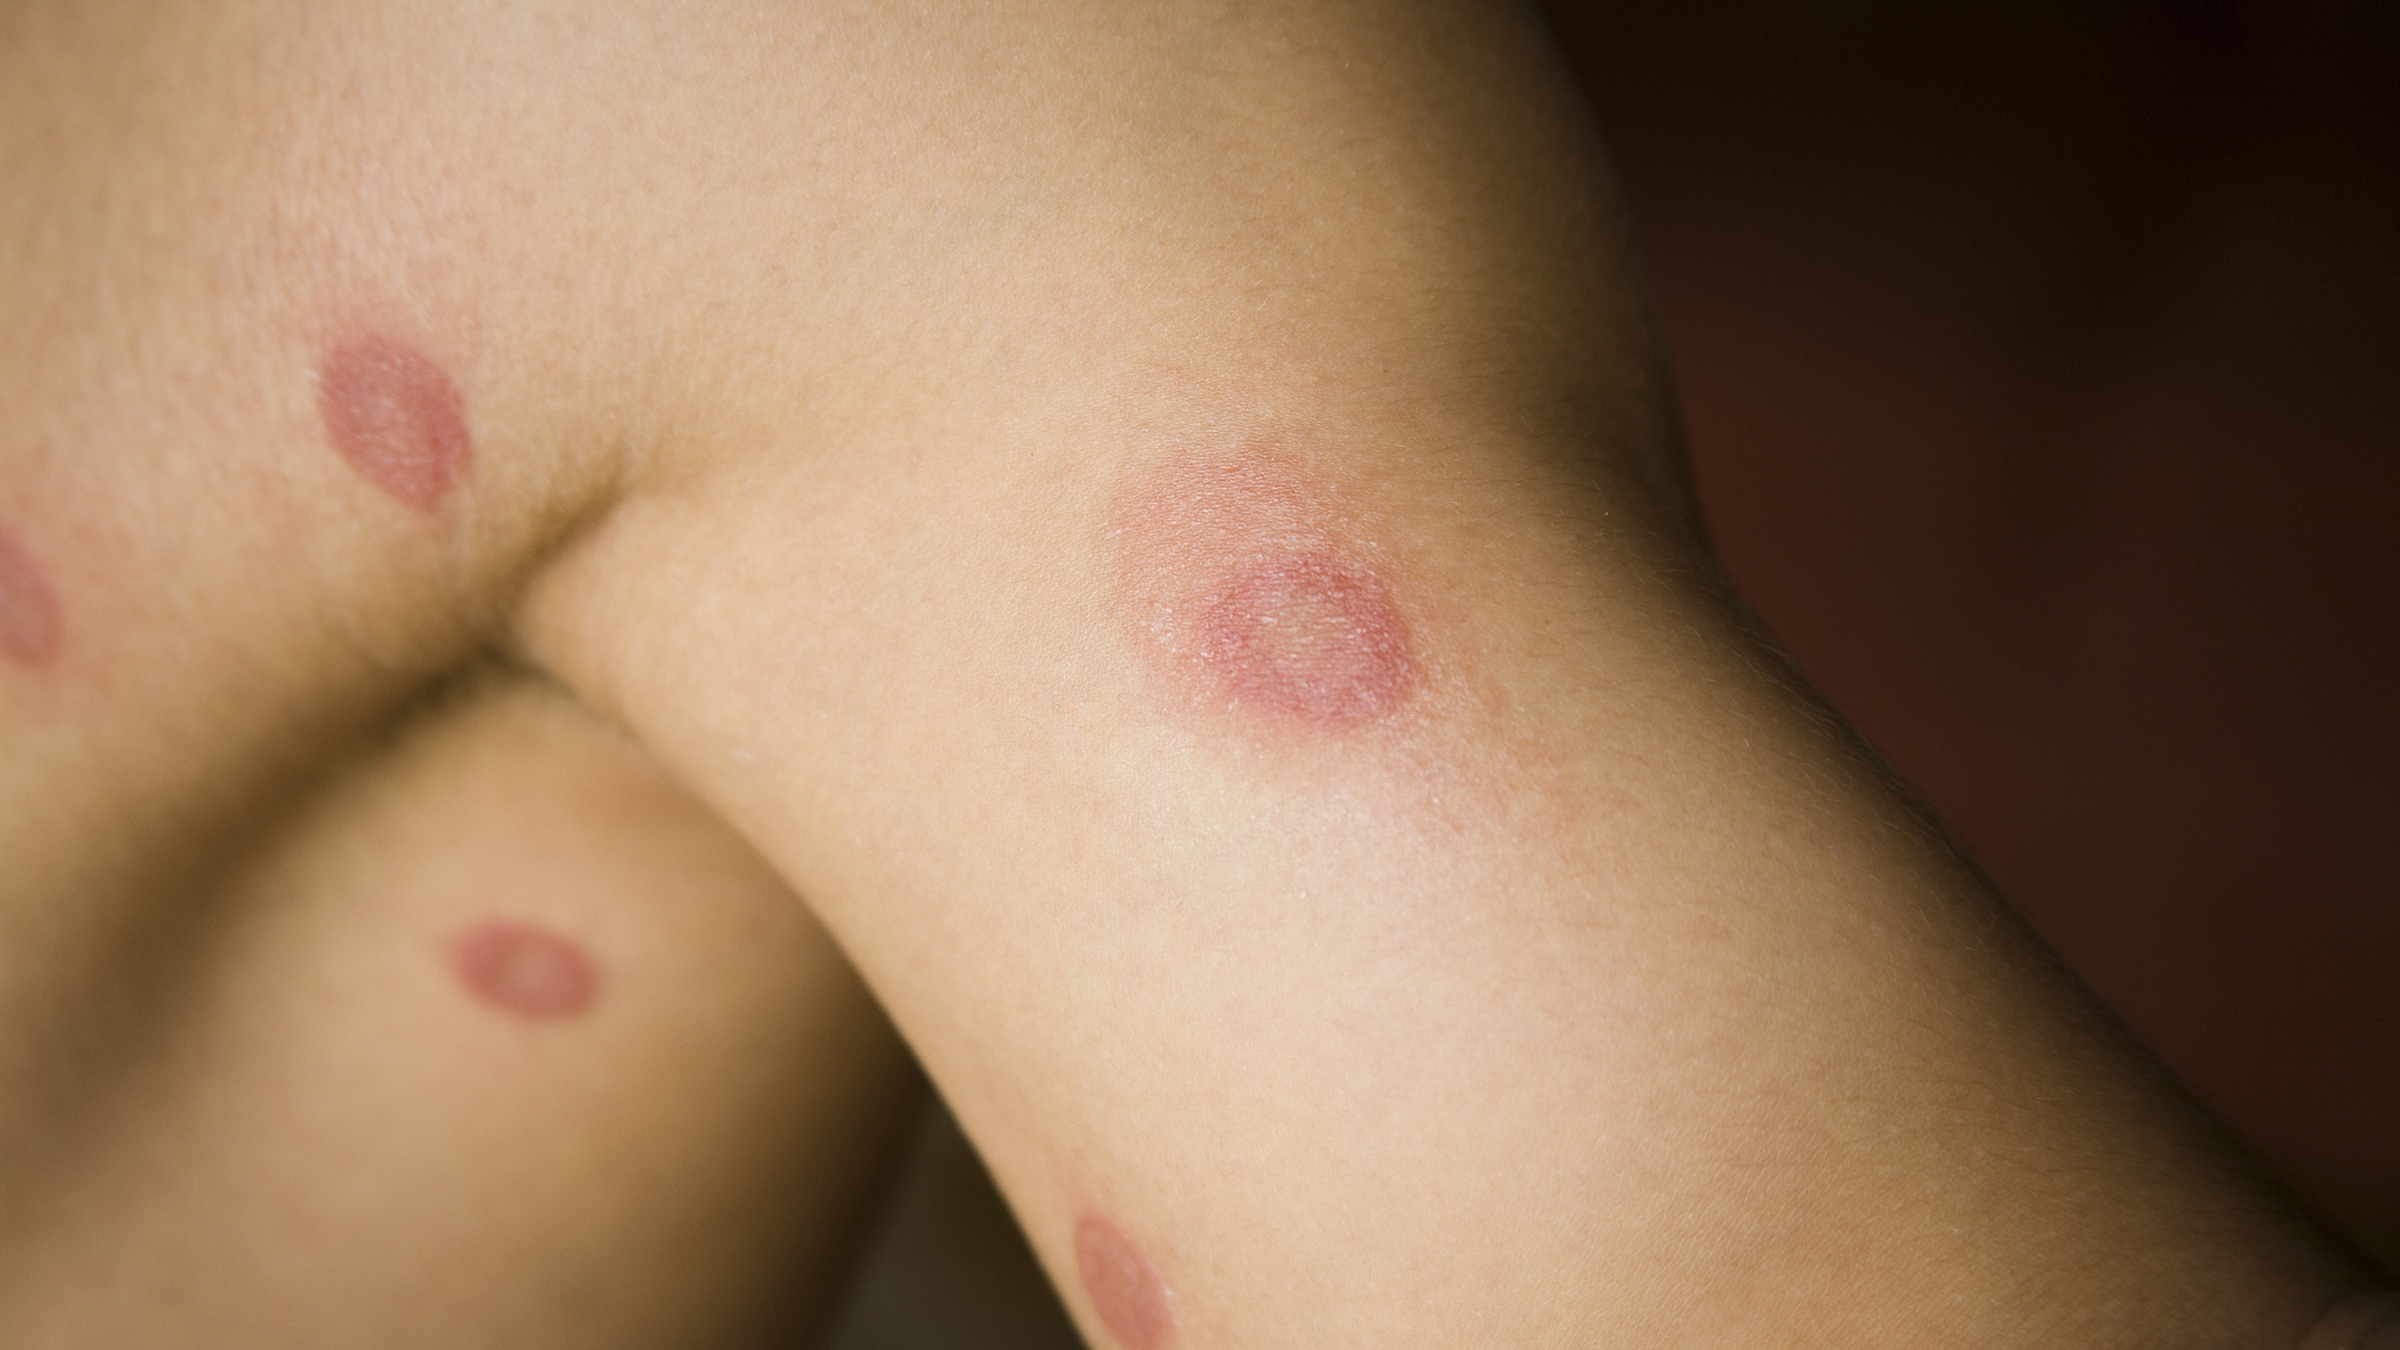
0;0;2369;1346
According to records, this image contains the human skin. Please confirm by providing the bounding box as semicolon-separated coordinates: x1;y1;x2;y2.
0;0;2367;1346
0;670;919;1345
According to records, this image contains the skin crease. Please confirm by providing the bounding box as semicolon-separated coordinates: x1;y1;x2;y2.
0;523;62;666
446;920;598;1020
1076;1213;1174;1350
316;335;472;511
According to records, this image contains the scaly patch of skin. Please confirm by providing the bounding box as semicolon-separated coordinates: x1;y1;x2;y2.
316;335;471;511
1102;429;1561;846
1076;1212;1175;1350
0;523;63;667
445;920;597;1020
1108;447;1422;736
1197;550;1413;728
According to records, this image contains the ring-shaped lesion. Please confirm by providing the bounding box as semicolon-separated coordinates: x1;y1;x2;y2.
1196;548;1416;729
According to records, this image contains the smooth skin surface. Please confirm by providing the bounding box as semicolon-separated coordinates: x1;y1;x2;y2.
0;671;917;1346
0;0;2368;1346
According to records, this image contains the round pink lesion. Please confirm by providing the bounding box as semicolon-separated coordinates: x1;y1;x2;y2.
1075;1213;1175;1350
1196;550;1416;728
446;920;597;1020
0;524;63;667
316;334;471;511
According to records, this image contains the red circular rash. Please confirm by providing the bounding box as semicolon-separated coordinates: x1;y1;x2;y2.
1075;1213;1174;1350
1196;551;1415;728
446;921;597;1020
0;524;62;667
316;334;471;511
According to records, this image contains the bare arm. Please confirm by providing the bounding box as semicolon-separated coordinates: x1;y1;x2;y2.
499;2;2357;1345
0;1;2364;1345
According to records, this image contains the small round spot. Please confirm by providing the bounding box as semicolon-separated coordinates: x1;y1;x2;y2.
317;335;471;510
1076;1213;1174;1350
0;525;63;667
447;921;596;1020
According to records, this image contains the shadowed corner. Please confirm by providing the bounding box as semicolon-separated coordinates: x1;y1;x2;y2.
812;1100;1087;1350
1541;0;2400;1272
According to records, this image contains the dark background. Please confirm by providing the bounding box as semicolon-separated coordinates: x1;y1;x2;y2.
821;4;2400;1342
1545;0;2399;1267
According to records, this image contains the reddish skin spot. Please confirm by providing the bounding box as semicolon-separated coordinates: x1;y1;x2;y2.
1199;550;1414;727
317;335;470;510
1111;451;1423;734
1075;1214;1174;1350
0;524;63;667
447;921;596;1020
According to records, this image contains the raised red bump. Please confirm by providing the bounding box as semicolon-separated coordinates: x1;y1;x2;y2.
447;920;596;1020
317;335;471;510
0;524;63;667
1075;1213;1174;1350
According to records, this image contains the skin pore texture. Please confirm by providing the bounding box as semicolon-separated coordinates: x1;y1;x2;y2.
445;919;598;1020
0;523;61;666
1075;1213;1175;1350
315;335;472;511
